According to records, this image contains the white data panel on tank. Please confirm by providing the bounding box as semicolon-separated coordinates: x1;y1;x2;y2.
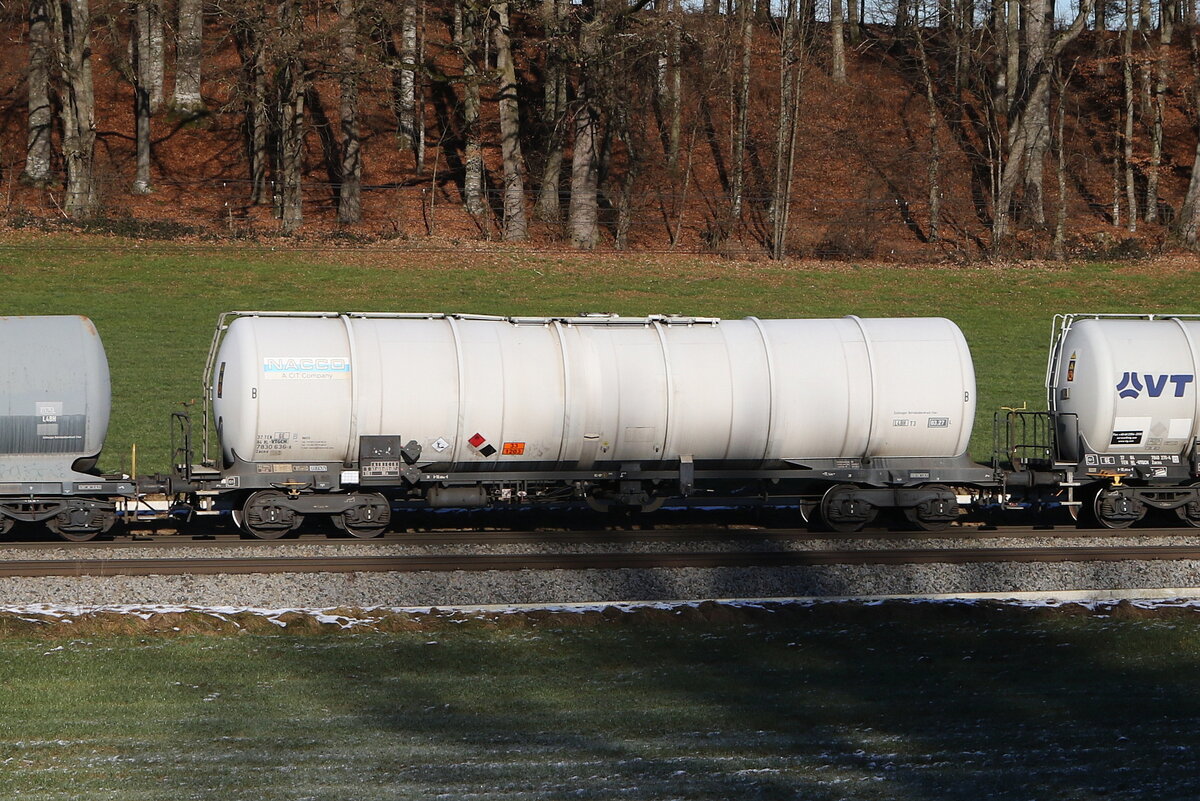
211;313;977;469
1050;317;1200;455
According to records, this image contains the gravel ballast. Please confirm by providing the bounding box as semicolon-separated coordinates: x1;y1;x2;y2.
2;534;1200;606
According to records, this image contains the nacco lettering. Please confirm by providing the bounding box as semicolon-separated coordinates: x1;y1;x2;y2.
1115;371;1194;399
263;357;351;372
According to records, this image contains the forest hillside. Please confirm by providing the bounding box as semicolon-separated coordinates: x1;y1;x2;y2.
2;0;1199;261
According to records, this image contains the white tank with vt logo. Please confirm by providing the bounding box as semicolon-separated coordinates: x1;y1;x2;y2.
1049;316;1200;454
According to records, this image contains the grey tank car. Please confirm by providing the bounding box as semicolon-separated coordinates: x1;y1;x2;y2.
0;316;134;539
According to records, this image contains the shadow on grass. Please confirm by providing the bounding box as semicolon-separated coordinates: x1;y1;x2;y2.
254;600;1200;799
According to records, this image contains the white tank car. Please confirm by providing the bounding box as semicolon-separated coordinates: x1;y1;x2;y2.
1048;315;1200;458
0;315;132;541
0;315;110;477
209;312;976;469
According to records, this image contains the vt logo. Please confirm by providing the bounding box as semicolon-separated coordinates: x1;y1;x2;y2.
1116;372;1194;399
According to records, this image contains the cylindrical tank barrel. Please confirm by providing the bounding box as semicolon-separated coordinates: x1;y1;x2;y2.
1049;317;1200;455
211;313;976;469
0;315;110;466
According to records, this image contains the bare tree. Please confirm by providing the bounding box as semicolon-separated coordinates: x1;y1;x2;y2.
728;0;752;236
1174;28;1200;244
397;0;419;155
173;0;205;114
51;0;98;216
494;0;528;241
1122;0;1137;230
831;0;846;84
771;0;807;259
566;0;657;250
22;0;53;186
231;0;270;205
992;0;1093;242
535;0;568;222
135;0;163;113
337;0;361;223
278;0;305;233
132;0;153;194
454;0;486;225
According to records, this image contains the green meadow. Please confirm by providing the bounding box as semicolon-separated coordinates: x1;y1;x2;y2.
1;236;1197;471
3;603;1200;800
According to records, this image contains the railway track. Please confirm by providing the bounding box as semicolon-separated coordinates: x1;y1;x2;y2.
7;544;1200;578
3;523;1197;551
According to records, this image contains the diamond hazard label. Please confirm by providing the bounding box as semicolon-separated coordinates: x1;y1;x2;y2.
468;433;486;449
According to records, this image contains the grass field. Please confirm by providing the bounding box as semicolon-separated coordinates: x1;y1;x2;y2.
3;602;1200;800
2;235;1199;471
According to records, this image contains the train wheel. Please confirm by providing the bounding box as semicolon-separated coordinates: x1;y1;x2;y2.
818;484;877;533
0;515;12;536
45;504;115;542
1176;500;1200;528
339;493;391;539
242;491;304;539
902;485;958;532
1092;488;1145;530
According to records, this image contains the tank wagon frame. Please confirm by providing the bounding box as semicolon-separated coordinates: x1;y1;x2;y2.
169;311;997;537
1000;313;1200;529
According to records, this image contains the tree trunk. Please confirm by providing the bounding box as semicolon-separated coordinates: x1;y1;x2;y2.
993;0;1093;242
493;0;527;241
397;0;417;154
1123;0;1137;231
567;92;601;249
22;0;53;186
1146;22;1168;222
52;0;97;217
173;0;204;114
457;0;486;224
279;0;304;233
916;30;939;241
847;0;859;45
1019;0;1051;226
729;0;752;233
771;0;804;259
535;0;567;222
830;0;846;84
132;1;153;194
337;0;361;224
1053;66;1068;259
136;0;163;114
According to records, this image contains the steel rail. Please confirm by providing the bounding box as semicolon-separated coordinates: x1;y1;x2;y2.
7;545;1200;578
3;524;1193;552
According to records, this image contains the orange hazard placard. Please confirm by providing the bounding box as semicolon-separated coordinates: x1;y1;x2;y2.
502;442;526;455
